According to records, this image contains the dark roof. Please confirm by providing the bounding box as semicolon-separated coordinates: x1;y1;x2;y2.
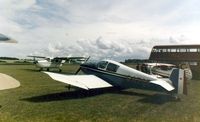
153;45;200;49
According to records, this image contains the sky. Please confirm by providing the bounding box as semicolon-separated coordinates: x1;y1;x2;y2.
0;0;200;61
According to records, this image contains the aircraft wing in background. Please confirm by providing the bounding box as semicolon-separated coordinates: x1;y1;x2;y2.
0;33;17;43
27;56;46;59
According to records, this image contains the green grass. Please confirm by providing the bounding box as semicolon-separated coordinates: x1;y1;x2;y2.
0;64;200;122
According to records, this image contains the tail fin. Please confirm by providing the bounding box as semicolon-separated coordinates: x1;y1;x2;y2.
170;68;187;95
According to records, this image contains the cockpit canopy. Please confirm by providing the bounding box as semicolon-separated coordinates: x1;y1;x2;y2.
97;61;119;72
81;60;120;73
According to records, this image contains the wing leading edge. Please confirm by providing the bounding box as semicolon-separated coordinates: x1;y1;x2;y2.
43;72;112;90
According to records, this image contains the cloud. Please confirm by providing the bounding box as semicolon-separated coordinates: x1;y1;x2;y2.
1;0;200;61
28;36;184;61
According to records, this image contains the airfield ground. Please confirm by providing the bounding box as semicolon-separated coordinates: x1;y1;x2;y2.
0;64;200;122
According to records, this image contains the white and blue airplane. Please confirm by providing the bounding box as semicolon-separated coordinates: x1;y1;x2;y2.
0;33;20;90
44;59;187;98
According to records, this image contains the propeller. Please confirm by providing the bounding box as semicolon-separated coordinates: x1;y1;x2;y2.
74;56;90;75
85;56;90;62
75;67;81;75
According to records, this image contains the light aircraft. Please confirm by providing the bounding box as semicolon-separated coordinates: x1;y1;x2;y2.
44;59;187;98
139;63;192;80
0;33;20;90
27;56;66;72
28;56;88;72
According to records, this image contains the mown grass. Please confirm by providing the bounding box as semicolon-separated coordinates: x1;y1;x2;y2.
0;64;200;122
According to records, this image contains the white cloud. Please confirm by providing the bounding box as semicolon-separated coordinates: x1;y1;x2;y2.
26;36;185;61
1;0;200;61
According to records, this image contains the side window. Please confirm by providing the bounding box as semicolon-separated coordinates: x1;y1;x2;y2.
98;61;108;69
106;63;119;72
160;66;168;70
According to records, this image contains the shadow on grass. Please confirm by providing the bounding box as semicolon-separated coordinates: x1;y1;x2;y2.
110;90;179;105
21;89;111;102
21;88;178;104
137;94;179;105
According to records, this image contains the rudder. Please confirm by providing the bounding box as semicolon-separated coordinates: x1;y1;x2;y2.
170;68;187;95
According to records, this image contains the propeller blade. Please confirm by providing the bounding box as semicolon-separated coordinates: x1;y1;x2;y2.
75;67;81;75
75;56;90;75
85;56;90;62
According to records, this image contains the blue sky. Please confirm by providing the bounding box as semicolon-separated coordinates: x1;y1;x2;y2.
0;0;200;61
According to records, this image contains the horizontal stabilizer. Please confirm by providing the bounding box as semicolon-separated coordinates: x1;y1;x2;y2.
43;72;112;90
150;80;175;91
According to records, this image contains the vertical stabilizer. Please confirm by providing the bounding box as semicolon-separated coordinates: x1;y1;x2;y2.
170;68;187;95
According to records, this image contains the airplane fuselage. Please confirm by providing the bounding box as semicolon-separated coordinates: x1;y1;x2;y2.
35;59;64;72
80;60;169;91
36;60;62;68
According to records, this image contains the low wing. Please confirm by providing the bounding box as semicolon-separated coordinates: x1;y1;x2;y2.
43;72;112;90
150;79;174;91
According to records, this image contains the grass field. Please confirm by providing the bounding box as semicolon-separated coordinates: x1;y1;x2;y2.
0;64;200;122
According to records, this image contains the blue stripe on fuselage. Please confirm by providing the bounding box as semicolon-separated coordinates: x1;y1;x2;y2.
80;66;167;92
